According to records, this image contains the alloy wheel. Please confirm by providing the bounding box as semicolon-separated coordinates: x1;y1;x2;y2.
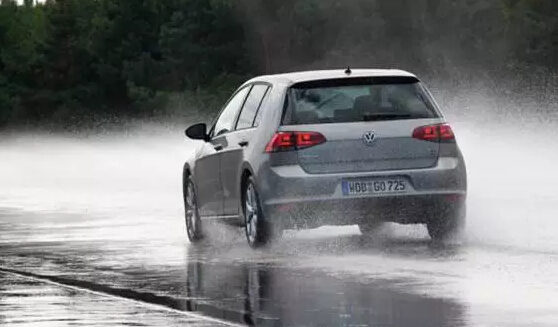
185;180;202;241
245;182;259;245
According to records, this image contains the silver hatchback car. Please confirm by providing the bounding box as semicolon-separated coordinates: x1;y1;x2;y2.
183;69;467;247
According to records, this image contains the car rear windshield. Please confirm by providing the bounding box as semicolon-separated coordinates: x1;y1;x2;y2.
281;76;440;125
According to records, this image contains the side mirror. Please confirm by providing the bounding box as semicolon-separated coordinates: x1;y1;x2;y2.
185;123;209;141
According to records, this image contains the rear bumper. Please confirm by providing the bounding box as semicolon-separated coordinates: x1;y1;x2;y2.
258;156;467;228
265;193;466;228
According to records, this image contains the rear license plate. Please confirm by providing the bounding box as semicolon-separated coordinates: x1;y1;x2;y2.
342;178;408;196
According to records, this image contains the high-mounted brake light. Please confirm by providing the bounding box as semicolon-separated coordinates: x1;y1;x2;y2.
265;131;326;153
412;124;455;142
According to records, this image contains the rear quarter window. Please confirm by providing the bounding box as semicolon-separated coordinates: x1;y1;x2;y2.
235;84;269;130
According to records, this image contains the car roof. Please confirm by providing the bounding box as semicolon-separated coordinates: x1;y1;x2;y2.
246;69;418;85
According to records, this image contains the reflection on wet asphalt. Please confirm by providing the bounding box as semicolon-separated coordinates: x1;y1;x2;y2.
182;248;466;327
3;200;558;327
0;207;471;327
2;206;558;327
0;271;229;327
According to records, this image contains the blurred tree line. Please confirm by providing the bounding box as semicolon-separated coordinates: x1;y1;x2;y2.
0;0;557;127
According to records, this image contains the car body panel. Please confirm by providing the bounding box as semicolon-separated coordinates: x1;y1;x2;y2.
220;128;257;215
243;69;417;86
192;140;224;217
278;119;443;174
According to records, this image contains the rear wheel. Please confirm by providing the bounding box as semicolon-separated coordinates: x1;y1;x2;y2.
184;176;203;243
243;177;273;248
427;204;466;241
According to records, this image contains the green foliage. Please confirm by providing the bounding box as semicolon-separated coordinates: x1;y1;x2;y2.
159;0;249;90
0;0;47;124
0;0;557;127
0;0;250;126
501;0;558;65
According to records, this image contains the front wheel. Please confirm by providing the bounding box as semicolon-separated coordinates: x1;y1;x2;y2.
184;176;203;243
427;204;466;241
243;176;273;248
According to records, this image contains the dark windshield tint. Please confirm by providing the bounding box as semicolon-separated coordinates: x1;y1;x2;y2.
282;78;440;125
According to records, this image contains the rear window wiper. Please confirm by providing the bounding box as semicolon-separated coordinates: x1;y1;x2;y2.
362;113;413;121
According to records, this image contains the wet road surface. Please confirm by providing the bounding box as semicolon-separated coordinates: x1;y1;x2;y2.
1;208;470;327
0;270;233;327
1;120;558;326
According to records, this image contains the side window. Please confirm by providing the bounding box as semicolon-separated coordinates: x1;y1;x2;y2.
252;86;270;127
235;84;270;130
212;87;250;137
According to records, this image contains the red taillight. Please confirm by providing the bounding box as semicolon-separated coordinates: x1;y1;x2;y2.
439;124;454;140
265;132;295;152
412;124;455;142
265;131;326;153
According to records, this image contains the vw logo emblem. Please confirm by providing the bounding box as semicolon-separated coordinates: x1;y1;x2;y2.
362;131;376;145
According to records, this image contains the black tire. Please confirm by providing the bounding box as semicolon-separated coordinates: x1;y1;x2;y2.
184;175;203;243
427;204;466;241
242;176;273;248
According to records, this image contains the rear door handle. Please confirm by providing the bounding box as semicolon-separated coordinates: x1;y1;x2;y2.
214;144;223;151
238;141;249;147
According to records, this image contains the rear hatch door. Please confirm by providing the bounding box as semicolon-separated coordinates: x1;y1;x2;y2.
280;76;443;174
280;119;441;174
